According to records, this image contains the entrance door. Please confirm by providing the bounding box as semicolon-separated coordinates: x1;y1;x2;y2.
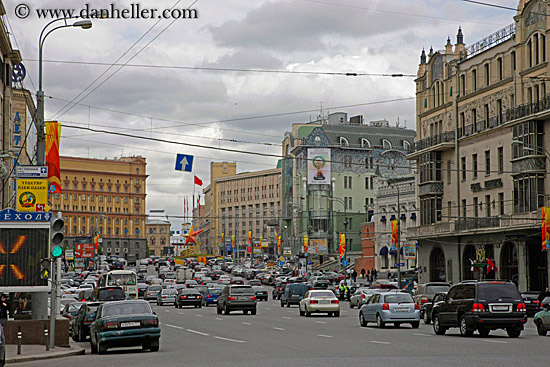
430;247;446;282
500;242;518;285
528;240;548;291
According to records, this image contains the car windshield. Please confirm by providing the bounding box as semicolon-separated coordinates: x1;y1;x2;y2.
163;289;177;295
311;291;334;298
425;285;450;295
148;286;161;291
384;294;413;303
231;287;254;295
477;283;521;301
107;273;137;286
98;288;126;301
68;303;83;312
102;302;152;317
208;288;222;295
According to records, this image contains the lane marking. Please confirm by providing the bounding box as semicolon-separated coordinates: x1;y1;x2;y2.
196;314;203;317
165;324;183;329
186;329;210;336
413;333;432;337
241;322;251;325
178;312;185;315
282;316;291;319
525;327;537;331
483;339;508;344
214;336;246;343
215;317;223;320
164;310;170;313
317;334;333;338
273;327;285;331
370;341;391;345
315;321;326;324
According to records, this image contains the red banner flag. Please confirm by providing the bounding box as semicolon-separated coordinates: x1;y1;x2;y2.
542;207;550;251
391;219;399;248
46;121;62;194
339;233;346;259
194;175;203;186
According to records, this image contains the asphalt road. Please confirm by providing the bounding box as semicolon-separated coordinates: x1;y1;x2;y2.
14;267;550;367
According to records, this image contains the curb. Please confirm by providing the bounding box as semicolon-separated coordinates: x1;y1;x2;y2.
6;345;85;364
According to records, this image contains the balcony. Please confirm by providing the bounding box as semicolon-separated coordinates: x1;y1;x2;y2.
506;95;550;122
408;131;455;159
418;181;443;196
511;155;546;175
406;221;452;238
454;217;500;231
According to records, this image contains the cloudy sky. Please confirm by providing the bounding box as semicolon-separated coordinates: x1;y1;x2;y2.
7;0;518;229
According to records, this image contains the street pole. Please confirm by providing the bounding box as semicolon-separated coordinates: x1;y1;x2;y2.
396;182;401;289
49;259;56;348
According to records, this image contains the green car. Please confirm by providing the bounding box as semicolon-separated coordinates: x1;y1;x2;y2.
534;297;550;336
90;300;161;354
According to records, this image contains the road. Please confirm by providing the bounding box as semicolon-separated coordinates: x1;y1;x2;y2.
14;287;550;367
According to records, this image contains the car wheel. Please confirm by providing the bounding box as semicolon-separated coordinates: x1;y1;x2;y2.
98;340;108;354
376;314;385;328
305;307;311;317
536;320;547;336
459;315;473;337
479;327;490;337
198;304;202;308
432;314;446;335
411;321;420;329
217;306;222;315
423;310;431;324
251;308;257;315
287;302;291;308
359;312;367;327
299;307;305;317
224;304;230;315
174;303;178;308
506;327;521;338
334;311;340;317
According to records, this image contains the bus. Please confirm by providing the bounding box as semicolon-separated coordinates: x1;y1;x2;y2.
100;270;138;299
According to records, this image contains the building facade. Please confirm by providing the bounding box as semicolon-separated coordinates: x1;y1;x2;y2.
282;113;415;264
408;0;550;291
50;156;148;262
145;209;172;256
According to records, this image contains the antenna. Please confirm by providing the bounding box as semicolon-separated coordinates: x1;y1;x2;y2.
396;117;400;128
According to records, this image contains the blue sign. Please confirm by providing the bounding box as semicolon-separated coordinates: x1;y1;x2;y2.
342;260;349;266
226;243;232;252
307;259;312;265
0;209;52;222
279;261;285;266
395;262;405;267
175;154;194;172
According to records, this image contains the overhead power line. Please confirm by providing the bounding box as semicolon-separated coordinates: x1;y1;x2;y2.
461;0;516;11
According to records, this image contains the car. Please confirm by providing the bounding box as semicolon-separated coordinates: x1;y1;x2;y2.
359;291;420;328
184;280;199;288
349;288;378;309
273;282;289;300
138;265;148;273
413;282;451;316
534;297;550;336
252;286;269;301
144;285;162;301
137;283;148;298
62;301;85;321
77;289;94;302
217;285;257;315
521;292;543;317
203;288;222;306
72;302;101;342
309;280;329;290
90;287;127;302
231;277;245;285
431;280;527;338
299;290;340;317
157;288;178;305
90;300;160;354
281;283;309;307
421;292;447;324
176;288;203;308
249;279;262;286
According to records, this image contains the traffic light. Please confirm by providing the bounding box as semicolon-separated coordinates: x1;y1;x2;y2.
51;212;65;258
40;258;51;279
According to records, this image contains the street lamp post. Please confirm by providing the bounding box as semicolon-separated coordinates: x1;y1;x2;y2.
326;196;347;281
36;18;92;165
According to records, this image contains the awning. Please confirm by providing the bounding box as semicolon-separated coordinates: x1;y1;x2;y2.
400;214;406;220
410;213;417;220
379;246;388;256
380;215;386;222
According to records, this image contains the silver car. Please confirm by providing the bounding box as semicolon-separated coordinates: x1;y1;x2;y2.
359;291;420;328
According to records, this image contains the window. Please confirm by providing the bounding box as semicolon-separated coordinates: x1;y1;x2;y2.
512;121;543;159
513;174;545;213
447;160;451;183
497;99;503;124
535;34;540;64
365;177;369;190
511;51;516;71
472;154;478;179
420;196;442;225
339;137;349;147
542;34;547;62
472;69;477;91
419;152;442;183
485;195;491;217
460;74;466;95
462;199;467;218
474;197;479;217
361;138;371;148
382;139;392;149
499;192;505;215
484;63;489;86
471;108;477;125
485;150;490;176
497;57;503;81
460;112;465;131
528;39;533;67
107;196;111;203
498;147;503;173
461;157;466;181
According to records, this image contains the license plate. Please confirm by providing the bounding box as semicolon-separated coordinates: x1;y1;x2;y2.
395;308;408;312
120;322;140;328
188;296;195;298
319;300;330;304
238;296;249;301
524;301;531;304
492;305;509;311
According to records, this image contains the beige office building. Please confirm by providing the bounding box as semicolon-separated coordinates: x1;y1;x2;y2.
408;0;550;291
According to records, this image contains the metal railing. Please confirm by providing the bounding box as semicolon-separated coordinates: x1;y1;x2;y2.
454;217;500;231
465;23;515;60
413;130;455;152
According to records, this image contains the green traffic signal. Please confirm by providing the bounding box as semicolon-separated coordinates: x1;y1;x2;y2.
51;245;64;258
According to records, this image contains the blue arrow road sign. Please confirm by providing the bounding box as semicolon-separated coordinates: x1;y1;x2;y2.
307;259;312;265
175;154;194;172
342;260;349;266
279;261;285;266
395;262;405;267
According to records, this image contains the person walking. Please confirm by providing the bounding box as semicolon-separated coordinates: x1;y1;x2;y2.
361;268;366;279
0;294;9;326
352;270;357;283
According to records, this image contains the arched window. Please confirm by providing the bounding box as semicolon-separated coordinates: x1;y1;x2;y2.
151;237;155;245
339;137;349;147
430;247;446;282
161;237;166;245
361;138;371;148
382;139;392;149
403;140;411;151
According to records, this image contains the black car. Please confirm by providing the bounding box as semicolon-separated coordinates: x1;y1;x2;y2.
90;287;126;302
77;289;94;302
175;289;202;308
217;285;257;315
252;286;269;301
281;283;309;307
421;292;447;324
521;292;543;317
138;283;148;298
413;282;451;306
72;302;101;342
431;280;527;338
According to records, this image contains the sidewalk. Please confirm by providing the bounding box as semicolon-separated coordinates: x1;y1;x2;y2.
5;342;85;364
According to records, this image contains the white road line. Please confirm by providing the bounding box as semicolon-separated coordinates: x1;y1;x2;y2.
214;336;246;343
282;316;291;319
186;329;210;336
178;312;185;315
483;339;508;344
525;327;537;331
164;324;183;330
273;327;286;331
314;321;326;324
164;310;170;313
317;334;333;338
370;341;391;345
413;333;432;337
241;322;251;325
195;314;203;317
215;317;223;320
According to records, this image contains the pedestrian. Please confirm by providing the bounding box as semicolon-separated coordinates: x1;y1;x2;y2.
338;284;345;301
345;284;351;301
0;294;9;325
538;287;550;303
361;268;366;279
352;270;357;283
373;268;377;280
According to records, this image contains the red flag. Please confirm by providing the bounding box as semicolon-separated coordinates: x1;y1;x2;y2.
192;194;195;218
194;175;203;186
46;121;62;194
198;195;201;217
487;258;497;274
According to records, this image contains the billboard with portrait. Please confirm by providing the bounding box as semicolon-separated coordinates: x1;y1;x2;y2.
0;225;50;291
307;148;331;185
403;241;417;260
310;238;328;254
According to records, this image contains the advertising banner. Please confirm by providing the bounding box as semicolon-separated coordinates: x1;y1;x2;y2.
310;239;327;254
338;233;346;259
46;121;62;194
391;219;398;247
542;207;550;251
307;148;331;185
403;242;417;260
75;243;95;258
16;178;48;212
304;235;309;254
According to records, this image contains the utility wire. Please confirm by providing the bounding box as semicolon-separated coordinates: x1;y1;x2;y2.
461;0;516;11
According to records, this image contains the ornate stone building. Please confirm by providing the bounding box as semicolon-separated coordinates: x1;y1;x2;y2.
408;0;550;291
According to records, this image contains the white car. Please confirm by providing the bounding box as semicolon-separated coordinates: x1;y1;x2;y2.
299;290;340;317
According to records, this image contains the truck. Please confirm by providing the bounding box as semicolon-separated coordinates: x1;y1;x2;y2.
176;267;194;284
